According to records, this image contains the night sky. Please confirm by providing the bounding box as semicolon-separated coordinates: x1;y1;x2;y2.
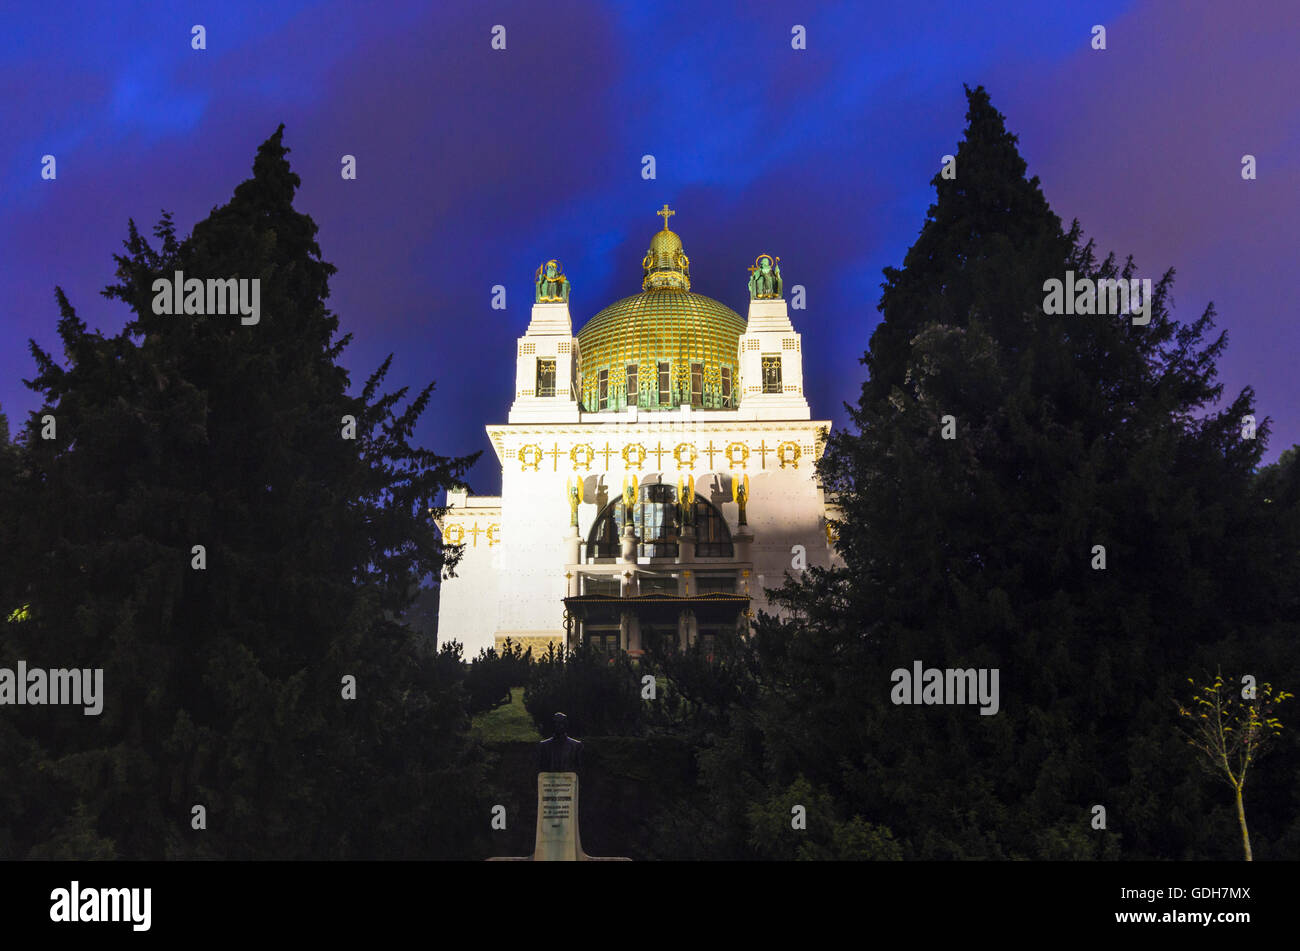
3;0;1295;497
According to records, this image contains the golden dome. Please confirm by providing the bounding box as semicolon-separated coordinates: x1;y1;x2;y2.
577;289;745;412
577;207;744;413
649;227;682;256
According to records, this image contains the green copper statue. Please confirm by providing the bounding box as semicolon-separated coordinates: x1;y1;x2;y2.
535;259;571;303
747;254;782;299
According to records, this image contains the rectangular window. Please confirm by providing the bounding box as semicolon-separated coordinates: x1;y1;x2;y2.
536;358;556;398
720;367;732;406
762;355;783;394
658;362;671;405
582;575;621;597
696;574;737;594
640;574;677;595
598;369;609;409
690;362;703;405
626;364;638;408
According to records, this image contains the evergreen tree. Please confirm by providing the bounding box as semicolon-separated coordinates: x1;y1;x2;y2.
710;86;1287;859
0;404;38;858
464;638;532;716
523;643;644;737
3;127;486;859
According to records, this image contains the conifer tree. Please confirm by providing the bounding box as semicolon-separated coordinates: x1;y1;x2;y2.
738;86;1279;859
4;127;486;859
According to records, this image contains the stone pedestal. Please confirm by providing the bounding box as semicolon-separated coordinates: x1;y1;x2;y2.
535;772;581;861
487;771;630;861
678;527;695;563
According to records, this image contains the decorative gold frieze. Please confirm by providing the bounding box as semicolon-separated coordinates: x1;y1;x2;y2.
725;442;750;469
622;443;647;470
673;442;698;470
519;444;544;471
571;442;595;471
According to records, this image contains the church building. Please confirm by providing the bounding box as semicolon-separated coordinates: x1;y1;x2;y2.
436;207;840;658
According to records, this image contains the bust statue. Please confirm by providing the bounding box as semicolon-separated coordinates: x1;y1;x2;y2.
747;254;782;299
535;260;571;303
538;712;583;772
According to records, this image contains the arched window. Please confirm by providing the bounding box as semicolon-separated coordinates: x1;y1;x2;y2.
586;484;734;559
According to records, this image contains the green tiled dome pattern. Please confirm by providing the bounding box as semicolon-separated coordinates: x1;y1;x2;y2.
577;289;745;412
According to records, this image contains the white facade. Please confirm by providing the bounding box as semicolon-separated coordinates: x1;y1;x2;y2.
437;256;840;658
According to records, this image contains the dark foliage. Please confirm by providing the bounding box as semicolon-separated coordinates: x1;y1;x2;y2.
0;127;488;859
522;643;644;738
642;87;1299;860
464;637;533;715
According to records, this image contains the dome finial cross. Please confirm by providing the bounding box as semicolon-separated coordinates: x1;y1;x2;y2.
657;204;675;230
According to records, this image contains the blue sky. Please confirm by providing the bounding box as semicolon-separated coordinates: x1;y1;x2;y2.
2;0;1295;494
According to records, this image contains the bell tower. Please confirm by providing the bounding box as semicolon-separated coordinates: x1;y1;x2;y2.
737;255;809;421
509;259;581;424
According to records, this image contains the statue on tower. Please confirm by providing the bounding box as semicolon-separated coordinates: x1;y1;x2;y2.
535;259;571;302
747;254;782;299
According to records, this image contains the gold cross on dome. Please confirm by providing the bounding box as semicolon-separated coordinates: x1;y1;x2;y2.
657;204;675;230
